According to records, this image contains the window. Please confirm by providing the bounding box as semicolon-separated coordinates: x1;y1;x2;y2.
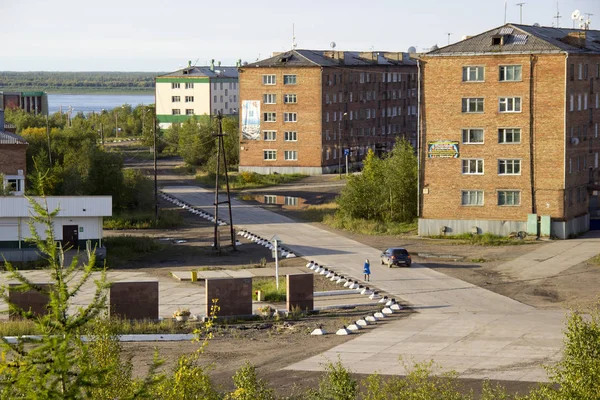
171;83;180;89
462;66;484;81
264;195;277;204
185;82;194;89
172;96;180;102
462;128;484;144
220;82;223;90
498;128;521;143
284;150;298;160
498;159;521;175
263;112;276;122
263;150;277;160
462;159;484;174
284;112;297;122
284;196;298;206
263;94;276;104
499;65;522;81
284;94;297;104
185;96;194;102
185;109;194;115
284;131;297;141
283;75;297;85
499;97;521;112
263;75;276;85
5;179;22;193
172;109;181;115
263;130;276;141
462;98;484;113
213;95;217;103
578;63;583;80
570;94;574;111
498;191;520;206
461;190;484;206
584;64;589;79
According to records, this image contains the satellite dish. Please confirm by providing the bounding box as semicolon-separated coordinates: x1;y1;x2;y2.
533;22;540;27
407;46;417;53
579;22;586;29
330;41;336;49
572;9;581;20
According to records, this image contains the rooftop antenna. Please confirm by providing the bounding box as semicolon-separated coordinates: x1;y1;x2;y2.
330;41;336;50
571;9;580;28
292;23;297;49
516;3;525;24
504;0;507;24
446;33;452;45
584;13;593;30
554;2;561;27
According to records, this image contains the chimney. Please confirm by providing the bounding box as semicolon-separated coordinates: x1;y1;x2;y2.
562;31;587;48
210;59;215;72
236;59;242;67
0;109;4;131
188;60;192;68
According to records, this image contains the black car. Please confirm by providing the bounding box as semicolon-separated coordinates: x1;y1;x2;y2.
380;247;411;267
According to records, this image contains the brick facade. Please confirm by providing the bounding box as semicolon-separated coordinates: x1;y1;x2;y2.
0;144;27;176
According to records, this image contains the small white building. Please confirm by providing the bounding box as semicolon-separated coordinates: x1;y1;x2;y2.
155;60;240;129
0;196;112;262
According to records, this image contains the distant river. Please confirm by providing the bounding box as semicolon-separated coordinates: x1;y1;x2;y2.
47;94;155;114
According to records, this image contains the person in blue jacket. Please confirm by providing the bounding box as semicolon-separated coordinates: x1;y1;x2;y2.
363;259;371;281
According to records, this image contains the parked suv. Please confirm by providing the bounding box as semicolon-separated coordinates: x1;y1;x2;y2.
380;247;411;267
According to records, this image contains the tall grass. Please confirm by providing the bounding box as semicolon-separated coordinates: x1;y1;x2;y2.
196;171;306;190
252;277;286;302
104;236;163;261
104;209;184;230
426;232;531;246
296;203;338;222
323;213;418;235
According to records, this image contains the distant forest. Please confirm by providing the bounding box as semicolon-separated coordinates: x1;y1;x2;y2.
0;71;162;93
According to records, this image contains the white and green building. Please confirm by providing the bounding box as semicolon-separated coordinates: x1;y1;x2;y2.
155;60;240;129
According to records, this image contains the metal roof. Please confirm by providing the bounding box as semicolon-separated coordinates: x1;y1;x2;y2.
158;65;239;79
246;49;416;68
0;196;112;218
426;23;600;56
0;131;27;145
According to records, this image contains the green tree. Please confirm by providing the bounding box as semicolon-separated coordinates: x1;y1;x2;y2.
178;116;216;166
308;360;358;400
226;362;275;400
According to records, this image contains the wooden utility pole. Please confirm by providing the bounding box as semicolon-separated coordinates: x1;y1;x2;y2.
213;111;236;251
153;114;158;224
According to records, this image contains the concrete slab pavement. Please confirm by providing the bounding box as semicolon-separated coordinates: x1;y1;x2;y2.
163;185;570;382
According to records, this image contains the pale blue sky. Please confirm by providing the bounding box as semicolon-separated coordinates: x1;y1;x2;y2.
2;0;598;71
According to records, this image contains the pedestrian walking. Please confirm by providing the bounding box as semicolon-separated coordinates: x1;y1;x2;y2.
363;259;371;281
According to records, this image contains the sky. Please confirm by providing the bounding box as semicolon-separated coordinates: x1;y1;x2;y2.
1;0;599;72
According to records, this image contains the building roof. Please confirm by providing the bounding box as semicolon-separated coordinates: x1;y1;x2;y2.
246;49;416;68
158;65;239;79
0;131;27;145
0;196;112;217
427;23;600;56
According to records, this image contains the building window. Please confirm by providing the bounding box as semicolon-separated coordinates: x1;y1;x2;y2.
578;63;583;80
462;159;484;174
284;196;298;206
172;109;181;115
172;96;180;102
263;130;276;141
499;97;521;112
263;150;277;160
185;109;194;115
462;66;484;82
462;98;484;113
498;128;521;143
283;75;297;85
284;94;297;104
499;65;522;81
284;150;298;160
570;94;574;111
462;128;484;144
172;83;180;89
185;96;194;102
461;190;484;206
498;190;520;206
213;95;217;103
220;95;223;102
284;112;297;122
263;195;277;204
263;112;276;122
284;131;297;141
498;159;521;175
185;82;194;89
5;179;22;193
263;94;276;104
263;75;276;85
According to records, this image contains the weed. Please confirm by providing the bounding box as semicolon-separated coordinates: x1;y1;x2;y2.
427;232;532;246
196;171;306;191
252;277;286;302
104;209;184;230
323;213;418;235
470;258;487;263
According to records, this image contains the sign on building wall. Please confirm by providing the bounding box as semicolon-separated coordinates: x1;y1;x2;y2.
427;141;459;158
241;100;260;140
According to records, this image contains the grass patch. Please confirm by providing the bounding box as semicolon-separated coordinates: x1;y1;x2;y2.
323;213;418;235
296;202;338;222
426;232;532;246
196;171;306;191
589;254;600;265
104;235;164;266
253;277;286;302
104;209;184;230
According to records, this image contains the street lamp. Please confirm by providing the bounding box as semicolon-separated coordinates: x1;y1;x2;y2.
338;112;348;178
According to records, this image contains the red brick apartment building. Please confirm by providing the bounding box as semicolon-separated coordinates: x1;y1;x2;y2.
238;50;418;175
0;110;27;195
419;24;600;239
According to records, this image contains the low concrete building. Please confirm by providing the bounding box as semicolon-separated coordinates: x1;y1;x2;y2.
0;91;48;115
0;196;112;262
0;109;27;196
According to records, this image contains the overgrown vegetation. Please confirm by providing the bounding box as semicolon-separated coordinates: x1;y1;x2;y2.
427;232;533;246
324;214;417;236
196;170;306;191
252;277;286;302
103;209;184;230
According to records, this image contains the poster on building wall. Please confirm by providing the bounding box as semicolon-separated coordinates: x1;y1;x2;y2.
427;141;459;158
241;100;260;140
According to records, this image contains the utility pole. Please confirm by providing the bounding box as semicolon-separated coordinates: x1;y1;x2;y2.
213;111;236;251
153;113;158;224
46;115;52;165
447;33;452;45
516;3;525;24
338;112;348;178
115;110;118;138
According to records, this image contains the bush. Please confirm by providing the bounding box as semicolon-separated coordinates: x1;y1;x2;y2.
104;209;184;229
252;277;286;302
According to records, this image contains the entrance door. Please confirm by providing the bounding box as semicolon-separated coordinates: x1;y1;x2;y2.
62;225;79;250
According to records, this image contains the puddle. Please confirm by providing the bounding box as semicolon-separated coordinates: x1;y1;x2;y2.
241;194;308;209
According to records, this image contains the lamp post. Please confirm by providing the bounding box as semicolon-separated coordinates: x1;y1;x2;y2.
338;112;348;178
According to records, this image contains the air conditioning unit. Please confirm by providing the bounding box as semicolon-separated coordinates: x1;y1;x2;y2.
571;137;580;145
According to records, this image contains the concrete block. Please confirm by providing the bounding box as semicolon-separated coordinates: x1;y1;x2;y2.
205;277;253;317
110;281;159;320
8;283;52;320
286;273;314;312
